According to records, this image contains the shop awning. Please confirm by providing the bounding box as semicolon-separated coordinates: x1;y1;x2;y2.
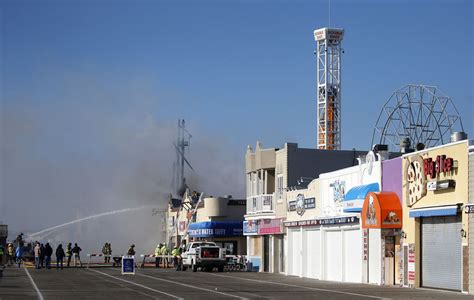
343;183;380;213
361;192;402;229
188;221;243;238
409;205;459;218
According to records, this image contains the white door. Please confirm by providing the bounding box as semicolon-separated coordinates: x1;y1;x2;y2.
288;229;302;276
325;230;343;281
343;229;362;283
303;229;321;279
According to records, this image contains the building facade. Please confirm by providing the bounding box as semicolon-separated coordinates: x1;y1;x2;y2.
168;194;246;254
401;140;471;292
189;196;246;255
468;143;474;294
284;151;383;283
244;141;368;273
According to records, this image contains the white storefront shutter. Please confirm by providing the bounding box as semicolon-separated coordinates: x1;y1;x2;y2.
421;215;461;291
303;229;321;279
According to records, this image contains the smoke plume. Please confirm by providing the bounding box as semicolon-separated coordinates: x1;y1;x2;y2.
0;70;245;256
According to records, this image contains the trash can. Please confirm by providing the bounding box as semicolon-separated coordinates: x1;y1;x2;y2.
246;262;252;272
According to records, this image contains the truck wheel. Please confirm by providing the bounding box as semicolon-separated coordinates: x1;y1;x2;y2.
182;266;187;271
218;266;224;272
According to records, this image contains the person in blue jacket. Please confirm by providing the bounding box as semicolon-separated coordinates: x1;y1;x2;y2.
15;245;23;268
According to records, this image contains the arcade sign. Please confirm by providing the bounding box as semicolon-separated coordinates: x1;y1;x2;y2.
284;216;359;227
288;194;316;216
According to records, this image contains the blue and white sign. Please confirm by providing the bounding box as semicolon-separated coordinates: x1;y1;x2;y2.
122;256;135;275
243;220;258;236
288;194;316;216
188;221;243;238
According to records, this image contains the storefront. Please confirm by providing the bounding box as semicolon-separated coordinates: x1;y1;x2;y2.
188;221;245;255
285;215;361;281
283;152;386;283
243;218;284;272
361;192;402;285
402;140;470;292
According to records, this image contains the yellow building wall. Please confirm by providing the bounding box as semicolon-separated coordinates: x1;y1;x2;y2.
401;141;469;287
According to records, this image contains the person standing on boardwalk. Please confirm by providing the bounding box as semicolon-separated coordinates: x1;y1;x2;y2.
0;244;4;266
66;243;72;267
154;243;162;268
55;244;65;270
34;242;41;269
102;242;112;263
15;244;23;268
44;243;53;269
39;243;45;268
71;243;82;267
7;243;15;266
127;244;136;256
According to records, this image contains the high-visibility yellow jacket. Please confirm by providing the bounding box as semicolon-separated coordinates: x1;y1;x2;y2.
160;245;168;255
154;245;161;256
171;248;179;256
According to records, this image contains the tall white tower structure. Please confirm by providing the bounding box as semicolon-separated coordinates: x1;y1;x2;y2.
314;27;344;150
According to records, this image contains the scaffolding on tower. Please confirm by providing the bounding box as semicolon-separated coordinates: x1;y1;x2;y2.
314;27;344;150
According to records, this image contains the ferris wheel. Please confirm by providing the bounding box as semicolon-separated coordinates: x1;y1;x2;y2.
371;84;464;151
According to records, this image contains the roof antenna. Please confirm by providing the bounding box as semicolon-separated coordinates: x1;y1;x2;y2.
328;0;331;28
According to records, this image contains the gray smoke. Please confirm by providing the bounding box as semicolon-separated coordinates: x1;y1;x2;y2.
0;71;245;256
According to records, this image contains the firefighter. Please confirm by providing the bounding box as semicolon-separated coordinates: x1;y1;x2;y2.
66;243;72;267
102;243;112;263
160;243;169;268
171;246;180;270
7;243;14;266
127;244;136;256
154;243;162;268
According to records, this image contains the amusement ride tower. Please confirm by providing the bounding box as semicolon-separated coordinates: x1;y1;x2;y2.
314;27;344;150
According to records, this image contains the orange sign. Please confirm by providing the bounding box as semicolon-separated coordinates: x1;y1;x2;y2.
362;192;402;229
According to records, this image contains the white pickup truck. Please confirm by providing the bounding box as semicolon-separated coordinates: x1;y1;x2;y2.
181;241;226;272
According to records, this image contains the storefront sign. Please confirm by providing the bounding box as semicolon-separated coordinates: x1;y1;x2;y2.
188;221;243;238
427;179;455;191
423;155;454;179
178;221;187;235
243;220;258;235
363;230;368;261
407;153;458;207
408;244;415;285
288;194;316;216
330;180;346;203
362;192;402;229
406;155;427;207
284;216;359;227
465;204;474;214
258;218;284;235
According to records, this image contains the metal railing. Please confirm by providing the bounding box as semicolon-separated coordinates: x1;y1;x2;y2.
246;193;275;214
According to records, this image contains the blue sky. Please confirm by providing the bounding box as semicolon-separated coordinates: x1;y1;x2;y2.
2;0;473;151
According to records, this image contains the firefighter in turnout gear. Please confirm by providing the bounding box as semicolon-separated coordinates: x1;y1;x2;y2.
66;243;72;267
155;243;162;268
160;243;169;268
102;243;112;263
7;243;14;266
127;244;136;256
171;246;180;270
